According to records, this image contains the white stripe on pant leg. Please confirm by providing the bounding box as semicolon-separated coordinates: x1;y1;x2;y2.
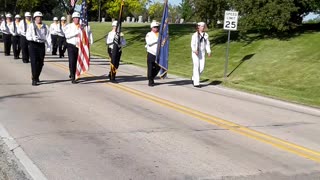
0;124;47;180
199;52;206;74
192;53;200;86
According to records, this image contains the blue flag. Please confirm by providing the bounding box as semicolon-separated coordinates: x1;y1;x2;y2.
156;0;169;78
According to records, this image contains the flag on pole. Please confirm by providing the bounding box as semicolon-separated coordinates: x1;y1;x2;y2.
76;0;90;79
156;0;169;78
110;0;125;80
70;0;76;7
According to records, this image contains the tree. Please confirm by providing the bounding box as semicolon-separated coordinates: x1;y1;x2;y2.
148;1;163;21
105;0;148;19
17;0;59;17
192;0;228;27
228;0;320;32
179;0;193;21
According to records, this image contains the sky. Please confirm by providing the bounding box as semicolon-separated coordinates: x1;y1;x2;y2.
169;0;181;6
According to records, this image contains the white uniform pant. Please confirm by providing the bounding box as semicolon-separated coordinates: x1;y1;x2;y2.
192;51;205;86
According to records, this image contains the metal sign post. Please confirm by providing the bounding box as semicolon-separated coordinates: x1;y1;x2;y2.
223;11;239;80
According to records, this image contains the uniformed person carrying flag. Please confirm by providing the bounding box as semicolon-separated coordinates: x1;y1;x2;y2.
26;11;51;86
64;12;81;84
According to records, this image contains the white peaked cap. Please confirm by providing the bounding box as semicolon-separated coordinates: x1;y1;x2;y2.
197;22;206;26
33;11;43;18
24;12;31;17
150;21;160;28
112;21;118;27
61;16;66;21
15;15;21;19
6;14;12;18
72;12;80;18
53;17;58;21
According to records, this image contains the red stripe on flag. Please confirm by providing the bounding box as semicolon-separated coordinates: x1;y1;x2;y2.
76;28;90;79
70;0;75;7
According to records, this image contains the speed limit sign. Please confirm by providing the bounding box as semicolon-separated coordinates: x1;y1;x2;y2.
223;11;238;31
223;10;239;80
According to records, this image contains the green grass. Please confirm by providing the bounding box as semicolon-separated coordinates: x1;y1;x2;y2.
89;22;320;107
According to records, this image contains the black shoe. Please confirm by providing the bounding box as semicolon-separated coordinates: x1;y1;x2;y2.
194;85;201;88
108;73;116;81
71;79;77;84
32;80;38;86
148;80;154;87
69;74;72;79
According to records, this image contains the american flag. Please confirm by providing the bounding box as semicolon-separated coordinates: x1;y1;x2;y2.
70;0;76;7
76;0;90;79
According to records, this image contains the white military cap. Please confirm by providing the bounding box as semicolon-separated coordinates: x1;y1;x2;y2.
150;21;160;28
5;14;12;18
24;12;31;17
72;12;80;18
15;15;21;19
61;16;66;21
112;20;118;27
197;22;206;26
33;11;43;18
53;17;58;21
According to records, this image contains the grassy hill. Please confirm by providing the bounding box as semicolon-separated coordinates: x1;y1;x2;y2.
89;22;320;107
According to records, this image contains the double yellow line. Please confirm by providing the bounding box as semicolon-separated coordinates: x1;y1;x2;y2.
50;61;320;163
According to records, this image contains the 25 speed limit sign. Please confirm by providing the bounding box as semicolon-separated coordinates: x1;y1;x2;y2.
224;11;239;31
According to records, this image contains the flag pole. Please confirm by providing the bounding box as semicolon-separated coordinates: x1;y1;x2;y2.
156;0;168;62
109;0;125;80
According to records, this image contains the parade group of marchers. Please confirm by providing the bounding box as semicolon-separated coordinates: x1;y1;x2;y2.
1;11;211;88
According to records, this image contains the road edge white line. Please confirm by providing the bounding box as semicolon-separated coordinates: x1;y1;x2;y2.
0;123;47;180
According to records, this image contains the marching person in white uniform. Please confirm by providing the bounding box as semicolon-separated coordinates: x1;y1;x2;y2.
191;22;211;88
9;15;22;59
57;16;67;58
64;12;81;84
145;21;161;87
50;17;59;55
106;20;126;80
64;12;93;84
0;14;13;56
26;11;51;86
18;12;32;63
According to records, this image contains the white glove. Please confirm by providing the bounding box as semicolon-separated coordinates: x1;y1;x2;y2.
46;48;51;53
33;35;39;42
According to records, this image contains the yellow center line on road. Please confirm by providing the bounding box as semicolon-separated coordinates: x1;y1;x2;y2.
50;61;320;163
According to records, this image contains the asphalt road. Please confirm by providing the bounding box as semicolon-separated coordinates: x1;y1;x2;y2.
0;49;320;180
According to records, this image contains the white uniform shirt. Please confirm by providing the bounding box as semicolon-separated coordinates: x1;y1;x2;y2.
64;23;81;46
57;23;67;37
49;23;59;35
0;21;12;34
145;31;159;56
9;21;21;36
26;23;51;48
65;23;93;46
191;32;211;54
106;31;126;49
18;19;31;36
